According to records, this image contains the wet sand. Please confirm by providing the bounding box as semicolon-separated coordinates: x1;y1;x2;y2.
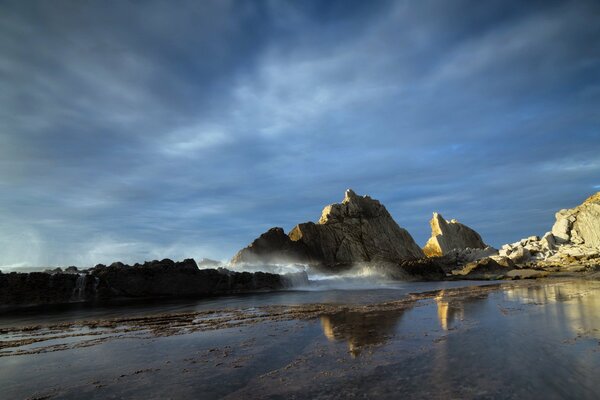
1;279;599;399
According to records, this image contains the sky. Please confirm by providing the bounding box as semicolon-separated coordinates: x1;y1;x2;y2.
1;0;599;269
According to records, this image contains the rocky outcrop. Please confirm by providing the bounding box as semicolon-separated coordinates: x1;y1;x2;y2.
232;189;424;268
451;256;515;280
0;259;300;308
499;192;600;268
423;213;488;257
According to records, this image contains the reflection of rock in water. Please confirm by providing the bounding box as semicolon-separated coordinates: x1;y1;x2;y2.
320;308;406;357
435;289;490;331
435;290;466;331
503;281;600;339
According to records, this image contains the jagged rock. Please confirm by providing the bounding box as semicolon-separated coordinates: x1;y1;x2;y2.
540;232;556;250
508;247;531;264
232;189;424;268
422;213;488;257
442;246;498;265
500;192;600;268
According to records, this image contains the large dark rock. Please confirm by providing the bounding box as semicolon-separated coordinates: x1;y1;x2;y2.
0;271;81;306
90;259;288;299
1;259;293;307
232;189;424;269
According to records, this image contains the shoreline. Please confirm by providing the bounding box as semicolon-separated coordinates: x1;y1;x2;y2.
0;276;591;357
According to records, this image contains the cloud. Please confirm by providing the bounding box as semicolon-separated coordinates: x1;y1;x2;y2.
0;0;599;267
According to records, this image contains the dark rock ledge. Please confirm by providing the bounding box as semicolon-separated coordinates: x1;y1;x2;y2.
0;258;307;308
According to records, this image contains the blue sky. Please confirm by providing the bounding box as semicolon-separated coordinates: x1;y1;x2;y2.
1;0;599;268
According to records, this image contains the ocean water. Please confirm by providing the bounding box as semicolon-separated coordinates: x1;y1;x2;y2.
1;279;599;399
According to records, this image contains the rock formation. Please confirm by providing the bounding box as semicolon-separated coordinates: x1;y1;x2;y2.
423;213;488;257
499;192;600;267
232;189;424;268
0;258;305;308
551;192;600;248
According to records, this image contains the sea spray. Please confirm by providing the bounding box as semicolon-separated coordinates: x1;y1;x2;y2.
229;261;405;290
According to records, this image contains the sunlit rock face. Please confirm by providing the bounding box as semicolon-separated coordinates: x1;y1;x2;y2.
499;192;600;267
551;192;600;248
232;189;424;268
289;190;424;265
423;213;488;257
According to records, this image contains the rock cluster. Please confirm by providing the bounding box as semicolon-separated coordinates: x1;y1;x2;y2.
499;192;600;268
422;213;489;257
232;189;424;269
0;259;305;308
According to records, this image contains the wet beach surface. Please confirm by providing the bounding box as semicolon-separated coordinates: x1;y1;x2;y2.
1;279;599;399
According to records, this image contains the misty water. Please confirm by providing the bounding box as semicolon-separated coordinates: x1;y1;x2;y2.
1;278;599;399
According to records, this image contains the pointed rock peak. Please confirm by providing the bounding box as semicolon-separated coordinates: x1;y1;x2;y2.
319;189;385;224
423;213;487;257
430;212;447;236
343;188;359;203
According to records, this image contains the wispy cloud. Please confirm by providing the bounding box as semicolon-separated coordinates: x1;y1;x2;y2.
1;0;599;267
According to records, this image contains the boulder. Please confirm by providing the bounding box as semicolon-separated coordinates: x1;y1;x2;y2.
508;247;531;264
422;213;488;257
232;189;424;268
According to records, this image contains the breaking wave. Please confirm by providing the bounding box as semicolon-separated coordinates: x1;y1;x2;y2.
227;262;403;290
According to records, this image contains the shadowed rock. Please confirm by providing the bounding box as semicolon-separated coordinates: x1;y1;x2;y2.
1;259;295;308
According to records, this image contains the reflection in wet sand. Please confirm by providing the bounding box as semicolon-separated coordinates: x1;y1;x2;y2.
435;290;465;331
503;281;600;339
320;307;409;357
435;289;491;331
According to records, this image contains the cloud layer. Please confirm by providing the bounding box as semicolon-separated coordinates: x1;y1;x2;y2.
1;0;599;268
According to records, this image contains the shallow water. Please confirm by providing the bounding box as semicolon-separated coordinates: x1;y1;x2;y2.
1;279;599;399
